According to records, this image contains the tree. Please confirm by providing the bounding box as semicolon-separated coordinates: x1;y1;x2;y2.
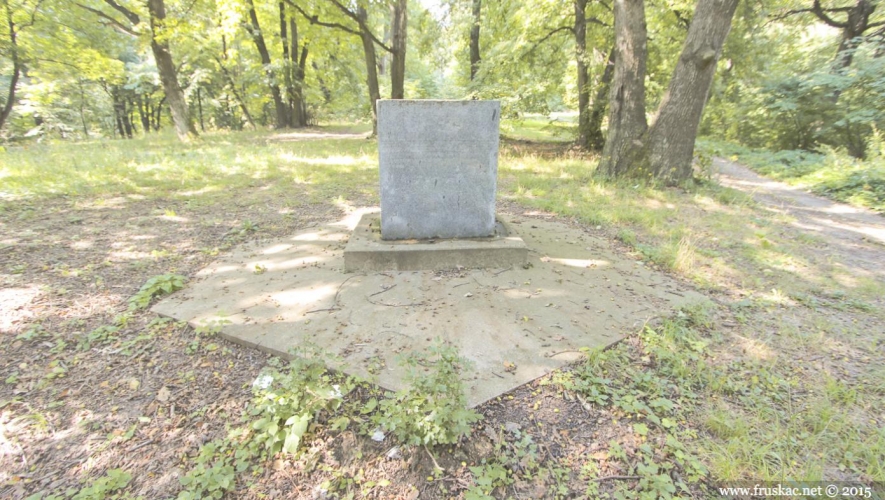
598;0;646;176
244;0;288;128
777;0;884;72
390;0;407;99
469;0;481;80
74;0;198;140
0;0;40;131
289;0;406;132
599;0;739;183
146;0;198;140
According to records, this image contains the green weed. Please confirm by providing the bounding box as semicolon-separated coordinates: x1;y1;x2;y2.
368;340;482;447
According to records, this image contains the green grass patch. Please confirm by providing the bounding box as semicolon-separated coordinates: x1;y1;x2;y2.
0;128;378;204
501;116;576;142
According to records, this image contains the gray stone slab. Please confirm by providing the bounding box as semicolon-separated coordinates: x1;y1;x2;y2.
152;209;708;407
344;213;527;272
378;100;500;240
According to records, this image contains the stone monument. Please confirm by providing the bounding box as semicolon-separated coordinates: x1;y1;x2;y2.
343;99;527;272
378;100;500;240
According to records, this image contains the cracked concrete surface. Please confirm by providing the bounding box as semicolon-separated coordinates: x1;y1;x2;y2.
153;208;705;406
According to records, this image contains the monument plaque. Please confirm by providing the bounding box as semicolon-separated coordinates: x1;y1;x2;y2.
378;100;500;240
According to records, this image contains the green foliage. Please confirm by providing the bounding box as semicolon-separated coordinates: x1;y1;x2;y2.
68;468;132;500
249;353;351;456
370;340;482;447
177;350;355;499
128;274;186;310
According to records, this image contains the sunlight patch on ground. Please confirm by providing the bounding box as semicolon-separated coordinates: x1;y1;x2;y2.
278;153;363;166
0;286;39;332
157;215;189;223
70;240;93;250
541;257;610;268
733;335;776;361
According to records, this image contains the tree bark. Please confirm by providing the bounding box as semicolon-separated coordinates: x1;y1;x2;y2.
644;0;739;183
147;0;198;140
0;0;21;131
575;0;591;149
469;0;482;80
587;47;615;150
358;7;382;132
390;0;408;99
598;0;648;177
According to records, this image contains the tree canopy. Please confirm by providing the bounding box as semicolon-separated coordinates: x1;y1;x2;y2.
1;0;883;181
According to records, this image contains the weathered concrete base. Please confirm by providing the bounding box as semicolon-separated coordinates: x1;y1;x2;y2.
344;213;527;272
152;208;706;407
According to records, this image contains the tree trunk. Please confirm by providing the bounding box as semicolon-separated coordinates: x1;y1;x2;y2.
469;0;482;80
644;0;739;183
0;0;21;131
587;48;615;150
280;2;294;123
123;98;134;137
598;0;648;178
313;61;332;103
216;57;257;130
153;95;166;131
136;94;150;132
294;41;309;126
287;14;308;127
246;0;288;128
197;87;205;131
358;7;382;132
147;0;198;141
113;90;126;138
78;80;89;136
390;0;408;99
575;0;591;149
834;0;876;70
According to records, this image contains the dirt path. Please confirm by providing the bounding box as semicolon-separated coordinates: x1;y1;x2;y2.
714;157;885;282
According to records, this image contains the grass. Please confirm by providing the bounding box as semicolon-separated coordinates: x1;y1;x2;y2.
698;137;885;213
0;126;378;205
2;121;884;498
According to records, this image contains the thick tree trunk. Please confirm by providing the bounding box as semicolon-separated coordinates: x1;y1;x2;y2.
587;48;615;150
469;0;482;80
0;0;21;131
598;0;648;177
147;0;198;140
575;0;591;149
390;0;408;99
358;7;382;132
246;0;288;128
645;0;739;183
